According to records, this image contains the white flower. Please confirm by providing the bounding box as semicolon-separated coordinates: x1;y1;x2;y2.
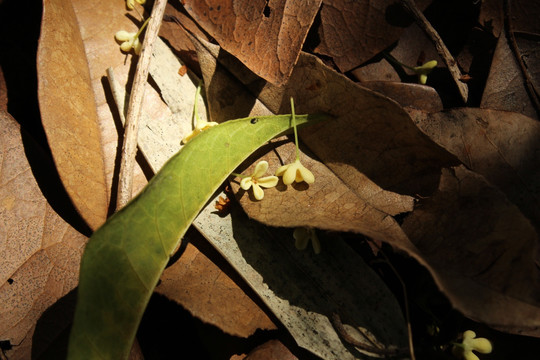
275;159;315;185
452;330;492;360
239;161;279;200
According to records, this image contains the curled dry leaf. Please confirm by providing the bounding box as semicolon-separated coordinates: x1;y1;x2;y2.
182;0;322;85
402;166;540;337
0;111;87;360
410;108;540;231
314;0;431;73
37;0;109;230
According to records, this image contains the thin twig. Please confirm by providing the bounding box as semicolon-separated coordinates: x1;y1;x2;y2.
116;0;168;210
400;0;469;103
331;313;409;358
504;0;540;117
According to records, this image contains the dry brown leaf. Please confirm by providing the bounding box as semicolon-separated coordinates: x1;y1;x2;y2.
481;30;539;120
182;0;322;85
261;54;457;197
244;340;297;360
410;108;540;231
0;110;87;360
156;242;277;338
233;140;413;244
37;0;109;230
191;34;457;198
402;166;540;337
160;3;211;75
314;0;431;73
361;81;443;112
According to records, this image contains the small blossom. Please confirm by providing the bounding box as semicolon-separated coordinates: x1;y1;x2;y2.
413;60;437;85
181;120;218;144
126;0;145;10
115;30;142;55
293;227;321;254
275;159;315;185
238;161;278;200
452;330;492;360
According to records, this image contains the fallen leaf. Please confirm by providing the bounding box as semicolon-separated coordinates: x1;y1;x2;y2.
156;241;277;337
190;34;443;206
0;110;87;360
360;81;443;112
182;0;322;85
314;0;431;73
402;166;540;337
409;108;540;230
244;339;297;360
481;30;539;120
37;0;109;230
195;193;409;359
233;140;413;241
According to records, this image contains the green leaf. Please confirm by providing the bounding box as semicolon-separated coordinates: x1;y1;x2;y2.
67;113;325;360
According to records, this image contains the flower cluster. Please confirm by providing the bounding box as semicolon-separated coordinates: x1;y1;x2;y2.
115;15;149;55
232;97;314;200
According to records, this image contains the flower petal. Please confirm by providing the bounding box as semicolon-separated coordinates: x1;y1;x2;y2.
182;129;201;144
115;30;133;41
275;163;290;177
252;184;265;200
133;38;142;54
120;41;134;52
253;161;269;178
282;163;298;185
257;176;279;188
240;177;253;191
297;163;315;184
471;339;492;354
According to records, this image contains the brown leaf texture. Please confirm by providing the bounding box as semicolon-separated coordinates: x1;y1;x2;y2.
410;108;540;231
182;0;322;85
156;242;277;337
481;30;539;120
0;110;87;359
402;166;540;336
314;0;431;72
232;140;413;244
37;0;109;230
244;339;297;360
191;35;458;198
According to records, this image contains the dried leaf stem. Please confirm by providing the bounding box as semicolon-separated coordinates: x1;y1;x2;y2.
400;0;468;103
331;313;409;358
116;0;168;210
504;0;540;117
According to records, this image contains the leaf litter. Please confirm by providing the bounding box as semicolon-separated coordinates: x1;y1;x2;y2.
3;0;540;359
